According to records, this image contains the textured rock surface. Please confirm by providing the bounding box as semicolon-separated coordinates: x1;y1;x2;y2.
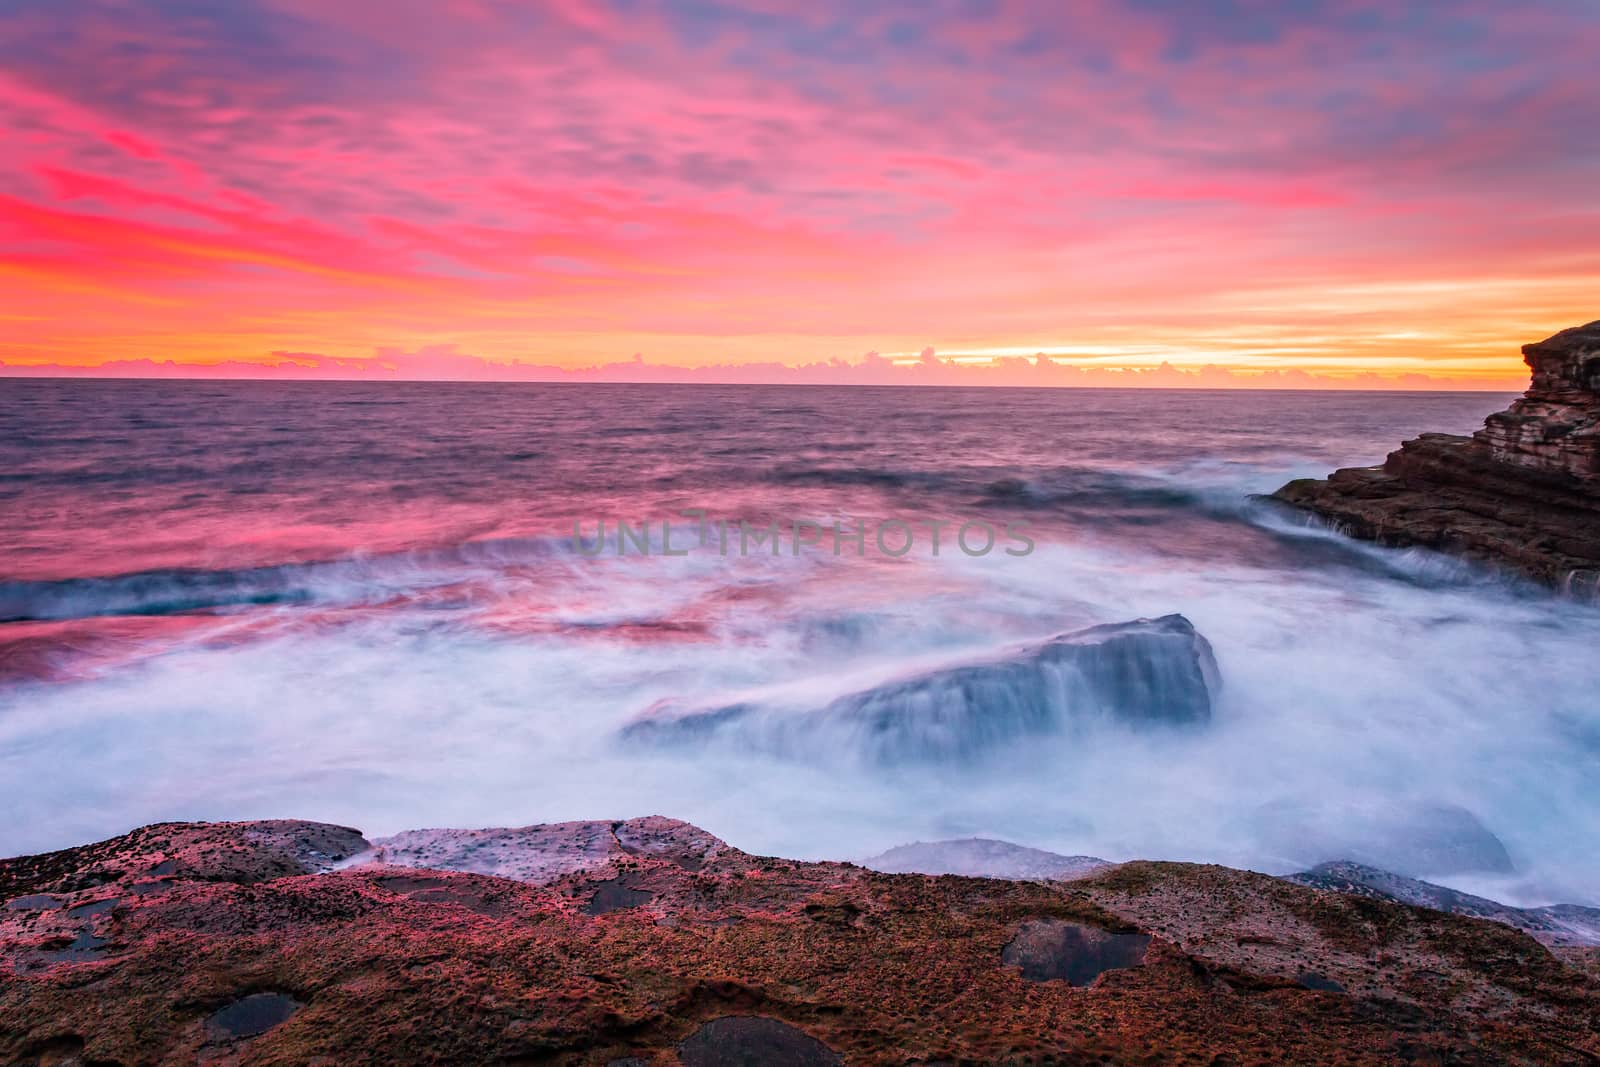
4;817;1600;1065
862;838;1110;880
0;819;370;899
1272;320;1600;593
365;816;729;884
621;614;1219;764
1289;861;1600;949
1480;321;1600;477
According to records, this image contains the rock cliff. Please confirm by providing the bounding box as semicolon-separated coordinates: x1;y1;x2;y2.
1273;320;1600;594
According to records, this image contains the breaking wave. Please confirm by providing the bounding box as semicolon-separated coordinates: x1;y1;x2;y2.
0;536;577;622
2;381;1595;909
621;615;1218;764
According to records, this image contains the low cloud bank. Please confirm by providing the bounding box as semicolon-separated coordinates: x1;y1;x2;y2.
1;346;1519;390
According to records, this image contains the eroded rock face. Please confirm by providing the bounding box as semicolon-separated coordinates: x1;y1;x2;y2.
621;615;1220;764
1272;320;1600;593
1480;320;1600;477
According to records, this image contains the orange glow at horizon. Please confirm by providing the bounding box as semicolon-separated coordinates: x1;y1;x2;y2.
2;3;1597;389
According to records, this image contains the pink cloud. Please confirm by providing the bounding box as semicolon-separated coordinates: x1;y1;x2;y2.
0;0;1594;381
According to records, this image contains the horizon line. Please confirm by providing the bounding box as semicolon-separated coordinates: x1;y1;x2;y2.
0;372;1522;394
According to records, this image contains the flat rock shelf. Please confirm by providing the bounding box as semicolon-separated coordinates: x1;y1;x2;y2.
3;816;1598;1065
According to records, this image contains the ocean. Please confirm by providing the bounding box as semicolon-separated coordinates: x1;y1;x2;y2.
2;379;1595;906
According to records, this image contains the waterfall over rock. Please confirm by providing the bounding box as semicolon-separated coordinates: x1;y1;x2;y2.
619;614;1219;764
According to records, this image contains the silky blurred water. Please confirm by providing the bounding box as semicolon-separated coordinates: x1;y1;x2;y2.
2;380;1595;906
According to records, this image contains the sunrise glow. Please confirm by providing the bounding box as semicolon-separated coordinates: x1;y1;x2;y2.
3;1;1597;387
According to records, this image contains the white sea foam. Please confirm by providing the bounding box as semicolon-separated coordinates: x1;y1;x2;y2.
1;514;1596;907
1;384;1590;905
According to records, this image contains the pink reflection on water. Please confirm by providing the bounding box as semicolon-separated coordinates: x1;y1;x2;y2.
0;616;227;683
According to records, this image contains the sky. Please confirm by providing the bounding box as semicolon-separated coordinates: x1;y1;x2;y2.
1;0;1597;388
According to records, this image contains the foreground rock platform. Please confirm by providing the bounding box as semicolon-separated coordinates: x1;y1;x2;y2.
4;818;1599;1065
1272;319;1600;595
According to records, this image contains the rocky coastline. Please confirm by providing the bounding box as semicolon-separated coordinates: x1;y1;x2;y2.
4;816;1599;1065
1272;320;1600;595
9;328;1600;1065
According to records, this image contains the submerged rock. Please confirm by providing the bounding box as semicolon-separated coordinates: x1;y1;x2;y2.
620;614;1219;764
204;992;302;1041
1001;919;1152;984
1249;801;1513;878
678;1016;842;1067
862;838;1110;880
1272;319;1600;594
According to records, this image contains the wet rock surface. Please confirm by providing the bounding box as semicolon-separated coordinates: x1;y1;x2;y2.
2;818;1598;1065
585;874;655;915
1272;319;1600;593
366;815;729;884
862;838;1109;880
1289;861;1600;948
204;992;302;1040
1001;919;1151;984
678;1016;842;1067
1295;970;1345;992
622;614;1220;764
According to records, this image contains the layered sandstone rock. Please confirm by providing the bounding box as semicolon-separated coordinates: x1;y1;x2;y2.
1481;320;1600;477
4;817;1600;1065
1273;320;1600;594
